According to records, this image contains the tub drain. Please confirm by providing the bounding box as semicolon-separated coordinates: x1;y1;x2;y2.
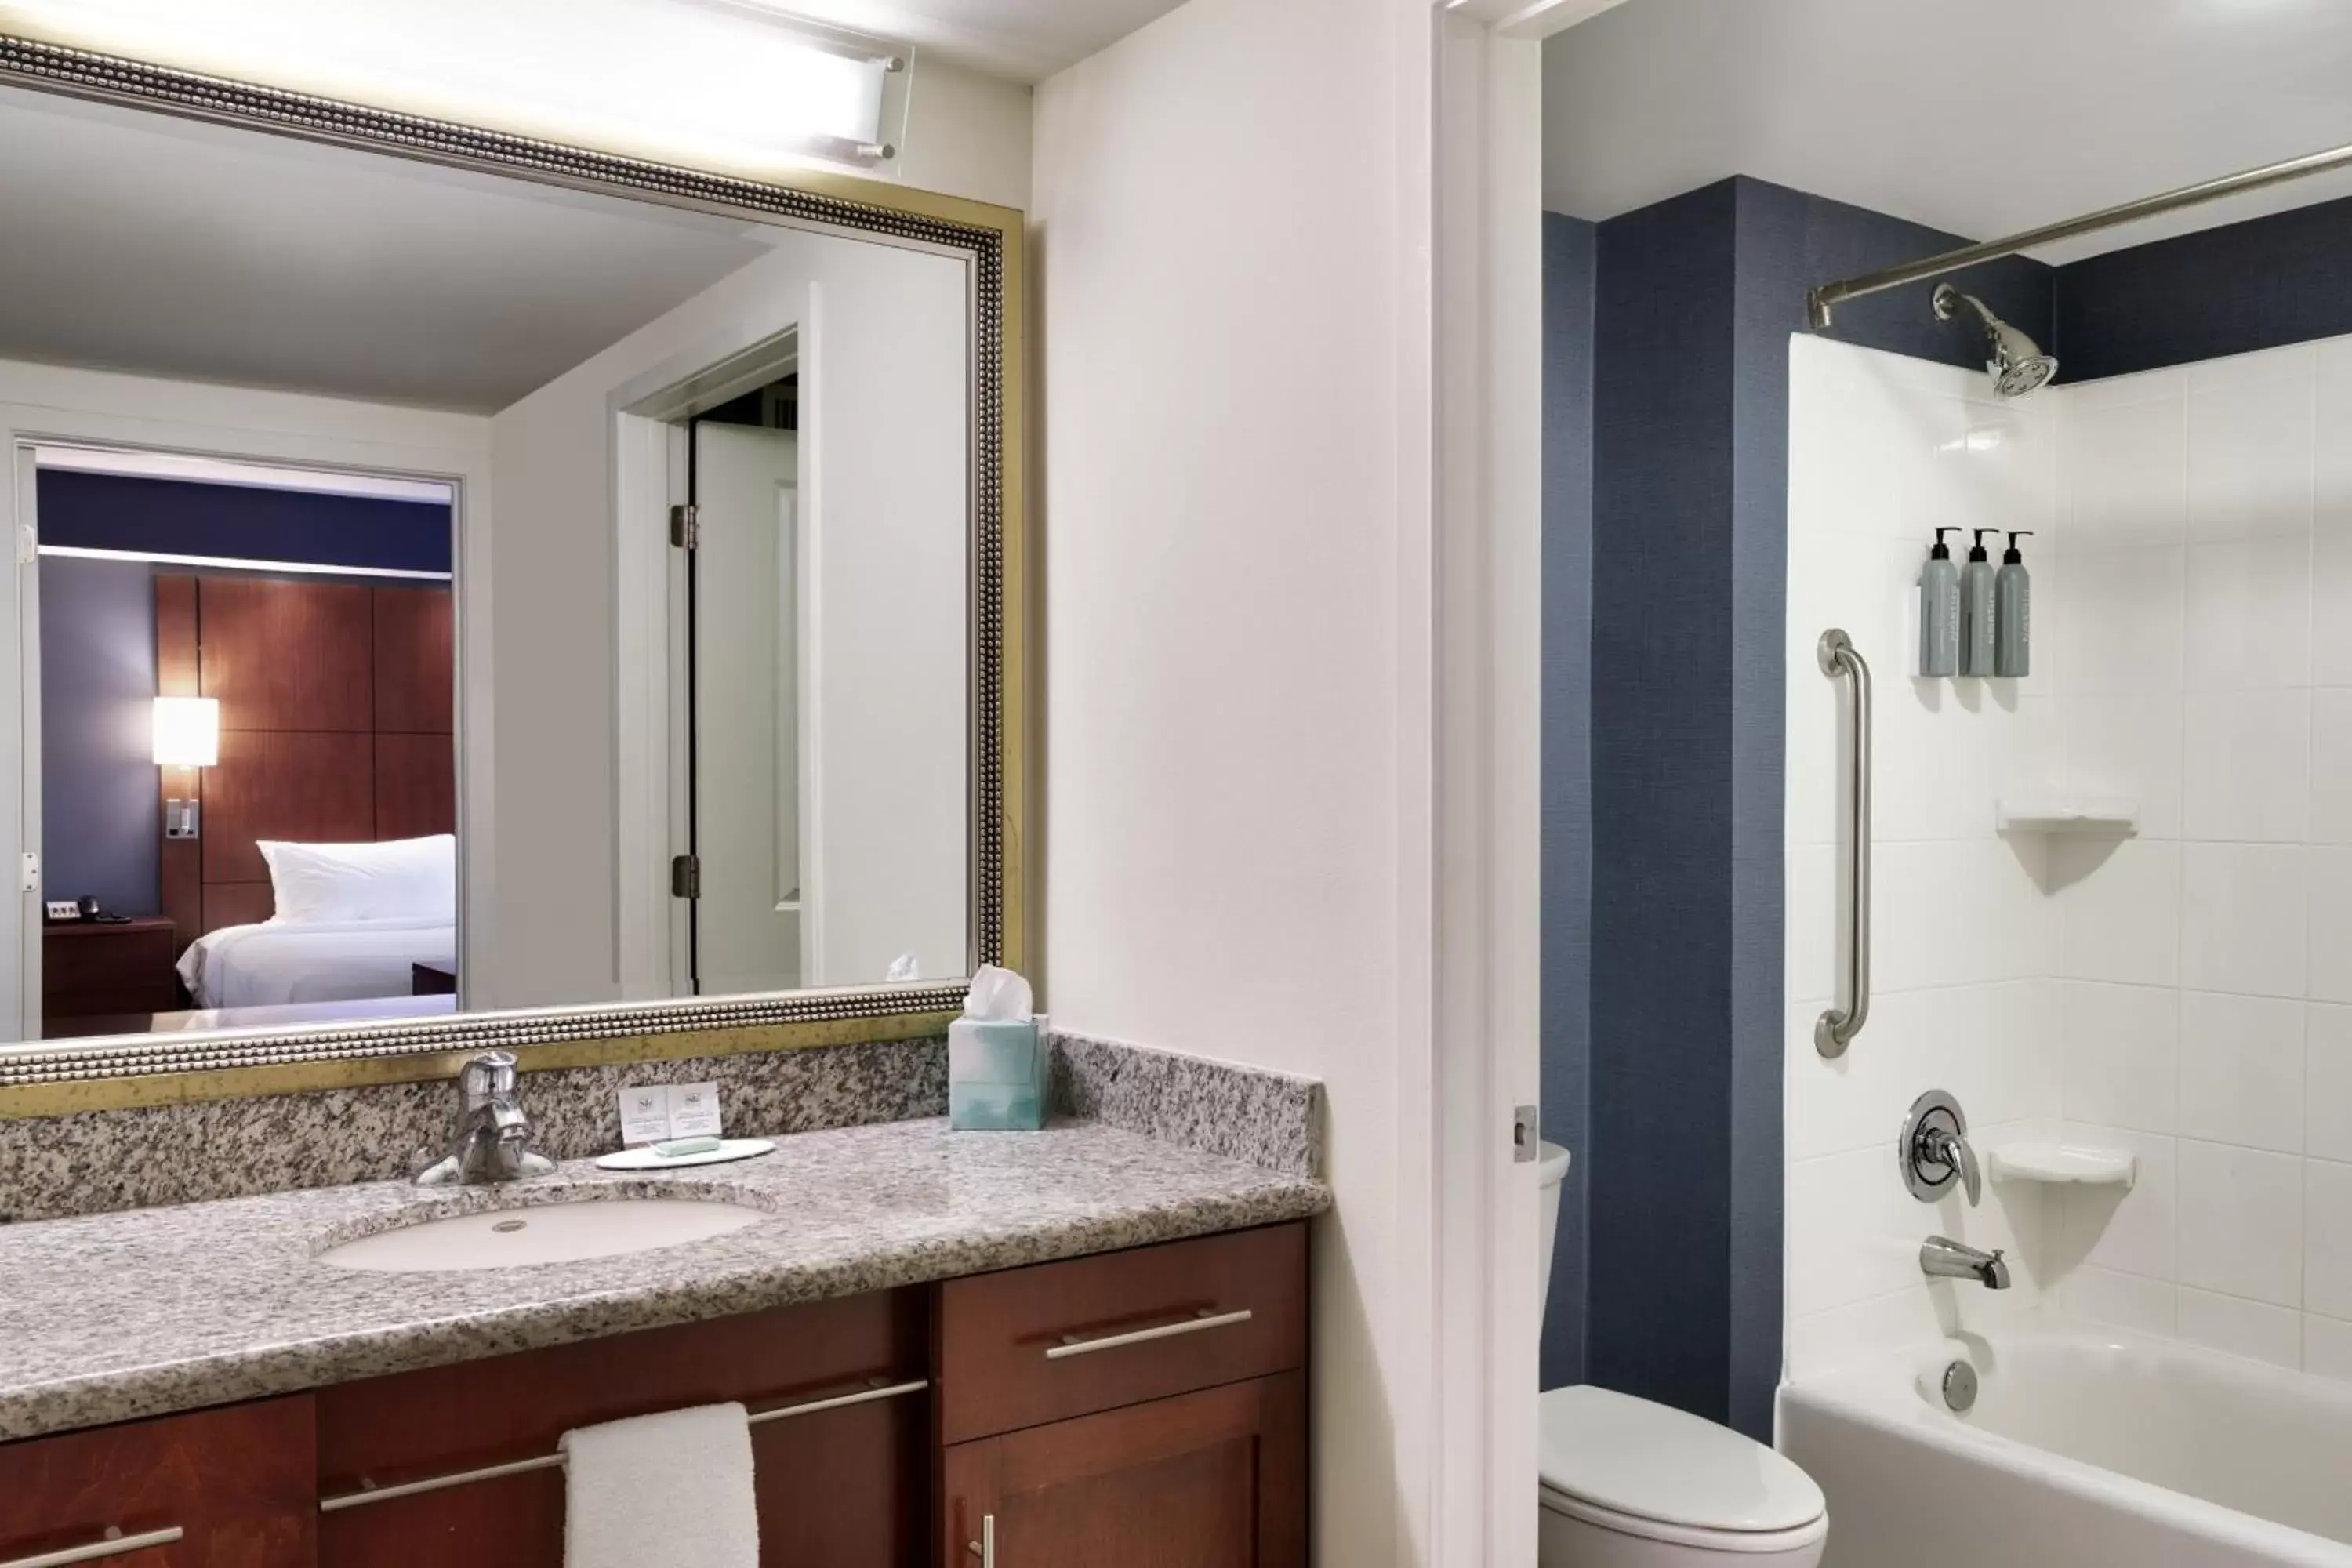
1940;1359;1978;1411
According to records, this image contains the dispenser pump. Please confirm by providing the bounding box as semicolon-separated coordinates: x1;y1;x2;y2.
1930;526;1958;560
1968;528;1993;562
2004;529;2033;564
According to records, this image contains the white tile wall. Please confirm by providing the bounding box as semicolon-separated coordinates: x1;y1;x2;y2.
1786;333;2352;1385
2039;337;2352;1381
1784;338;2060;1376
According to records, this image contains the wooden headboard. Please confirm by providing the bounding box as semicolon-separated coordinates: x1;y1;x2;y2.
156;575;454;949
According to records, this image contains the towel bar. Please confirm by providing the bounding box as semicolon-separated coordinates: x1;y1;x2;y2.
317;1377;928;1513
1;1527;183;1568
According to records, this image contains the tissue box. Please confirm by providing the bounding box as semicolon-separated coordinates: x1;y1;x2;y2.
949;1018;1047;1131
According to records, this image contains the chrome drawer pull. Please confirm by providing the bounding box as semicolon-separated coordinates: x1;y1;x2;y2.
1044;1308;1253;1360
4;1526;183;1568
967;1513;995;1564
319;1377;929;1512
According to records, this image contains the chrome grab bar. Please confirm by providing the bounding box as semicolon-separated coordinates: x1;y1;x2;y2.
2;1527;183;1568
1043;1308;1253;1360
1815;629;1872;1058
317;1377;927;1512
967;1513;996;1564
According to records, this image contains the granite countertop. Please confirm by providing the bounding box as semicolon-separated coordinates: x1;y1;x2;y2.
0;1116;1330;1441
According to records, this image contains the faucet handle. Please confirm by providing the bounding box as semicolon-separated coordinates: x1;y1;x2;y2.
1901;1090;1982;1207
458;1049;520;1103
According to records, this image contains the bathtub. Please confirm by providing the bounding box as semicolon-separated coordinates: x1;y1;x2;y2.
1780;1327;2352;1567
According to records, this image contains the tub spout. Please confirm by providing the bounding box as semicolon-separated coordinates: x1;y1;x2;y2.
1921;1235;2010;1289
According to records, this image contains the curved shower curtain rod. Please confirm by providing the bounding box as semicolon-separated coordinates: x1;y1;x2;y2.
1805;137;2352;328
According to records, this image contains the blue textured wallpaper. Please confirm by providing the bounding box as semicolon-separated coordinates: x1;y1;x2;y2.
1541;212;1596;1392
1588;179;1742;1425
2054;190;2352;381
37;470;452;574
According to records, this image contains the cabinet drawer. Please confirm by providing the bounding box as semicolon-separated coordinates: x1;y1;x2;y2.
0;1398;314;1568
318;1291;927;1568
938;1222;1306;1445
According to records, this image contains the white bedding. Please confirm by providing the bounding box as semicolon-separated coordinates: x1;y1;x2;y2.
176;916;456;1009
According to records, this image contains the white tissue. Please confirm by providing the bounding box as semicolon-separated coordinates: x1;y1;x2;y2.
963;964;1033;1020
885;952;921;982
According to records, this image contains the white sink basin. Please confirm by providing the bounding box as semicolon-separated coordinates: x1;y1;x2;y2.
318;1196;769;1272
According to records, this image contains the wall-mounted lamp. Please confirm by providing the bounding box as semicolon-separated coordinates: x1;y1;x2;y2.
154;695;217;840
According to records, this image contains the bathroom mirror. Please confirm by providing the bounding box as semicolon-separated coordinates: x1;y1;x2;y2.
0;36;1021;1099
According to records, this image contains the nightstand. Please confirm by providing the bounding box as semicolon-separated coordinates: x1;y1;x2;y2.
44;916;177;1034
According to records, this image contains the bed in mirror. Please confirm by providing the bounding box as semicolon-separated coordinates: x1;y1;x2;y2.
0;37;1019;1093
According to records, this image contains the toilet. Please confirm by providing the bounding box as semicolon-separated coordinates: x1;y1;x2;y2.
1535;1144;1828;1566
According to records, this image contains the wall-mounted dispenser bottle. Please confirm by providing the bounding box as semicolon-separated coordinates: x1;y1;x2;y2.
1961;528;1998;676
1919;526;1960;677
1994;530;2033;677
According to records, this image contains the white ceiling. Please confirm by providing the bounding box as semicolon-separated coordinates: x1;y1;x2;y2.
0;87;786;412
1544;0;2352;263
729;0;1189;82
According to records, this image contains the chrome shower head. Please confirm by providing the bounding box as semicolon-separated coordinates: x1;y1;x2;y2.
1933;283;2058;397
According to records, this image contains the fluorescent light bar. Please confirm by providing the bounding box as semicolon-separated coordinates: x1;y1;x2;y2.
2;0;906;168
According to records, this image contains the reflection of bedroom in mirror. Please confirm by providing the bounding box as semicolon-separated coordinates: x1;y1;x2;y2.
33;448;460;1038
0;60;996;1063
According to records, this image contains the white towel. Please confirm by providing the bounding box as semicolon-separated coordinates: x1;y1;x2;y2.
560;1401;759;1568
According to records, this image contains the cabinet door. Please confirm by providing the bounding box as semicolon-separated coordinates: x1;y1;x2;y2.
0;1398;315;1568
941;1374;1304;1568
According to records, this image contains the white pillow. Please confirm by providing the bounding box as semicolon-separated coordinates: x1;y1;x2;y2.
257;835;456;924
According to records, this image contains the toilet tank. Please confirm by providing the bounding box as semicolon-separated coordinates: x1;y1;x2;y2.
1537;1142;1572;1323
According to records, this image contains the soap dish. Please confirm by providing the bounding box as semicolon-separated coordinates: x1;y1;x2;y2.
594;1138;776;1171
1986;1139;2136;1189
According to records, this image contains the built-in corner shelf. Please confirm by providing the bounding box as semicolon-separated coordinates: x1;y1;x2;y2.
1994;798;2140;837
1987;1139;2137;1189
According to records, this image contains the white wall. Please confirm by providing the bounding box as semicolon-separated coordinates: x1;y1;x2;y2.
2043;339;2352;1381
488;227;970;1007
1034;0;1426;1560
0;357;493;1035
1782;336;2063;1375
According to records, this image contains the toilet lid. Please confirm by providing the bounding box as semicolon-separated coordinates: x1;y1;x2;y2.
1537;1386;1825;1534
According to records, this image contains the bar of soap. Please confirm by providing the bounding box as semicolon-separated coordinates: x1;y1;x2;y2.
653;1135;722;1157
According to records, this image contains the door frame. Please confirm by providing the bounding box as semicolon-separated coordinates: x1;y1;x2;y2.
613;328;804;999
1417;0;1634;1561
0;381;492;1042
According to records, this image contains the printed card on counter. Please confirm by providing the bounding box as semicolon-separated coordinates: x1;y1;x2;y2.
667;1081;723;1139
619;1084;672;1146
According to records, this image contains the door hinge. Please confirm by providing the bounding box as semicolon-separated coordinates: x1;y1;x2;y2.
19;851;38;893
1512;1104;1540;1163
16;525;34;566
669;503;699;550
670;854;701;899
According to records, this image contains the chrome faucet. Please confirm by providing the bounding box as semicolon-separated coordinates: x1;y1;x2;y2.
416;1050;554;1186
1921;1235;2010;1289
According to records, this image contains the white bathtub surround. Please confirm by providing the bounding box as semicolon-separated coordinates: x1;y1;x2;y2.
1782;1327;2352;1565
2044;339;2352;1376
1784;337;2063;1376
1785;333;2352;1385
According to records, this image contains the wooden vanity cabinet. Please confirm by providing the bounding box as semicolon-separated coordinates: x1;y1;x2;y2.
937;1223;1309;1568
0;1397;314;1567
316;1290;929;1568
0;1221;1309;1568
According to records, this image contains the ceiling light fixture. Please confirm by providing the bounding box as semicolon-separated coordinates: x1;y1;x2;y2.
1;0;912;170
